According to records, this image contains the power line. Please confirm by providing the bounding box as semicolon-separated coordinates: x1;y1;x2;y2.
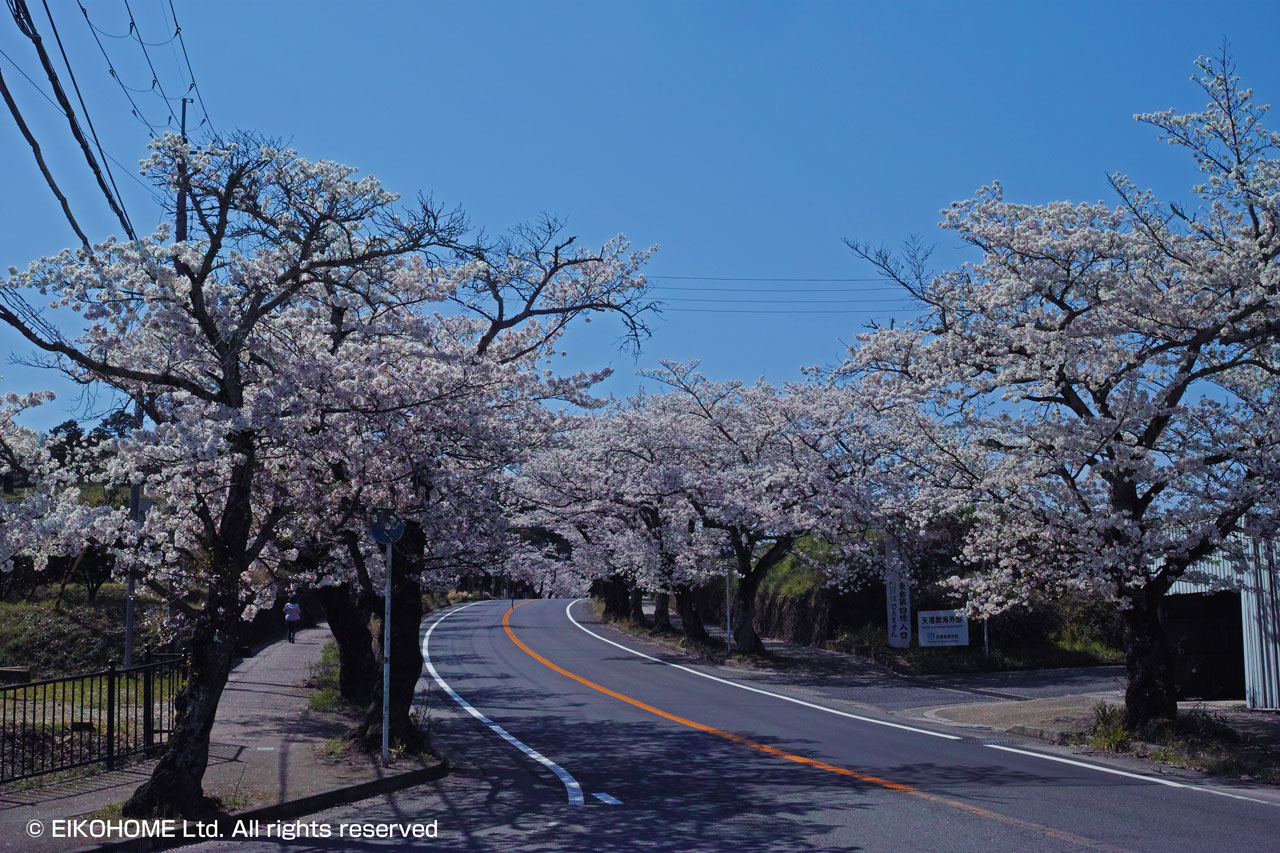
121;0;176;129
0;61;91;249
7;0;137;242
77;0;167;136
82;10;176;47
0;44;56;107
0;44;162;204
660;308;897;315
648;275;893;282
653;285;902;293
659;297;913;305
39;0;137;242
164;0;213;135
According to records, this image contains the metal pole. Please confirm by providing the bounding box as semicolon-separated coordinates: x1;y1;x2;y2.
381;541;392;764
984;620;989;658
123;396;143;669
176;98;190;242
105;663;117;770
725;559;732;655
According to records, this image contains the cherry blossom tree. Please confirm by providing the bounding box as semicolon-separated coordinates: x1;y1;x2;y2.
265;229;655;749
519;365;878;654
845;54;1280;729
0;129;655;816
0;389;122;573
510;404;723;639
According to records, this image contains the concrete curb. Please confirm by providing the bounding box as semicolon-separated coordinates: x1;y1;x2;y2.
73;761;449;853
1007;724;1073;745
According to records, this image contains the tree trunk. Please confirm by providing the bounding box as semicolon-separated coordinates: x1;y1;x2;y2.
731;566;766;655
357;530;427;752
628;587;646;625
595;576;630;621
1122;591;1178;732
123;607;236;818
124;430;259;818
314;583;378;707
651;592;672;632
674;588;710;643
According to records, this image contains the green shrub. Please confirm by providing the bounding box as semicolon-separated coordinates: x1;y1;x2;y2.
1086;702;1132;751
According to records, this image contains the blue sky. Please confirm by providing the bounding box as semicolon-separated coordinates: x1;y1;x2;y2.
2;1;1278;429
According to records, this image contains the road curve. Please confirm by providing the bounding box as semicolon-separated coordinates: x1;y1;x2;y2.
420;598;1278;852
189;598;1280;852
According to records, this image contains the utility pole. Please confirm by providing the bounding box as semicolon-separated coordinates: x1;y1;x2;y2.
123;395;143;669
176;98;192;242
725;561;732;655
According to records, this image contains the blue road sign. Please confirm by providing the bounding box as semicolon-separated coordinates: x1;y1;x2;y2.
370;509;405;545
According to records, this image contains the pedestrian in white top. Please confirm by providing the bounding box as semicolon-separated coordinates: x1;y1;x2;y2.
283;598;302;643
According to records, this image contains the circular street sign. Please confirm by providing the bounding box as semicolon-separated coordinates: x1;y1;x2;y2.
370;509;406;545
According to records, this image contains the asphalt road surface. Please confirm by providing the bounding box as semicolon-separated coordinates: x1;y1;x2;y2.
194;599;1280;852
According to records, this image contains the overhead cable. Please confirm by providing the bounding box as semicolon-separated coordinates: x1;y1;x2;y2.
649;275;893;282
77;0;166;135
164;0;214;135
39;0;137;242
7;0;137;241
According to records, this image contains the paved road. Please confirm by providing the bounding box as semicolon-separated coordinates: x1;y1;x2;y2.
195;599;1280;852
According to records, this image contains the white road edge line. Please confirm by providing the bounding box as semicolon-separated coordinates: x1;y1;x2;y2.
564;598;960;740
422;601;585;806
592;793;623;805
563;599;1276;807
985;744;1277;805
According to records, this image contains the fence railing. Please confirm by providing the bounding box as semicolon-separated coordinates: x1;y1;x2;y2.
0;652;185;784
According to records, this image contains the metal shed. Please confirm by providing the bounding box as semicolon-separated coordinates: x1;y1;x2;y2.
1169;536;1280;711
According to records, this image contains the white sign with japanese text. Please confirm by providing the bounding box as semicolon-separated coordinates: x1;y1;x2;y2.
918;610;969;647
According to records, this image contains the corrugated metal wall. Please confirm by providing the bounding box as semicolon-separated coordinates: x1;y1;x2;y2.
1167;535;1280;710
1242;540;1280;710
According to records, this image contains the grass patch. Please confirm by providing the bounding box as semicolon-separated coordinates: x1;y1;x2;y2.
307;641;341;690
0;585;167;678
838;629;1123;675
319;737;353;759
78;801;124;821
305;641;361;715
1075;704;1280;784
307;687;343;712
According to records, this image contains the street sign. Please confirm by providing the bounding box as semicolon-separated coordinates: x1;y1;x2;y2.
369;508;404;766
370;509;405;545
918;609;969;647
884;537;911;648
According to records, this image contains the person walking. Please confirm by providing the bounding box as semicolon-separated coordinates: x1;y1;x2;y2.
283;597;302;643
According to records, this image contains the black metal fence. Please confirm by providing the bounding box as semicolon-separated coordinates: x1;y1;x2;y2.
0;652;185;783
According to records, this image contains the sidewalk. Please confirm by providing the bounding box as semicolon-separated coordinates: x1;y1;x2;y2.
0;624;444;851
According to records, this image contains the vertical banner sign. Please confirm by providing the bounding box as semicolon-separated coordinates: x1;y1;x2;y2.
885;537;911;648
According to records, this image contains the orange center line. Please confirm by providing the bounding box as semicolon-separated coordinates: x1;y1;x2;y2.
501;601;1124;853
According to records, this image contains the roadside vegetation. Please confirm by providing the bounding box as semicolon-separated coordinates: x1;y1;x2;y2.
757;550;1125;675
1080;703;1280;785
307;641;357;714
0;583;166;678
